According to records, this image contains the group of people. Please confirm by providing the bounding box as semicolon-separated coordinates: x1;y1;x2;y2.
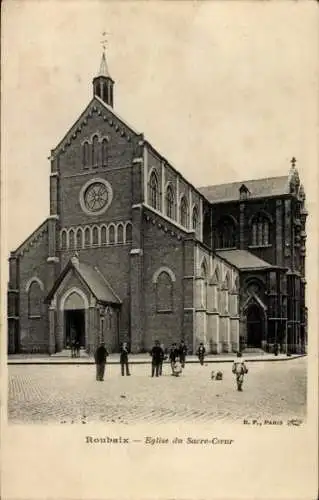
94;341;130;381
150;340;188;377
70;339;81;358
94;340;249;391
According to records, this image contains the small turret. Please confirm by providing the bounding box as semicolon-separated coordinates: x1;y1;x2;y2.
92;50;114;107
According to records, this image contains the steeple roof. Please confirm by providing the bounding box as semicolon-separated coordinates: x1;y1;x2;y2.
97;51;110;78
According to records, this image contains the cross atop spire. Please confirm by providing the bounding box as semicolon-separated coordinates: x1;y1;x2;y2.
98;32;111;77
288;156;300;193
93;31;114;107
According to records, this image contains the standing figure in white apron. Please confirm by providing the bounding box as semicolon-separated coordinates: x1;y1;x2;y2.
232;352;248;391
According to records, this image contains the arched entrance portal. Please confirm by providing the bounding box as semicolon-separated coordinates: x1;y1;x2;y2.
61;288;88;350
246;304;263;348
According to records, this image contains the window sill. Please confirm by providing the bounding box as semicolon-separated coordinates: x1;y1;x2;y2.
28;315;41;319
248;244;272;249
215;246;237;251
156;309;173;314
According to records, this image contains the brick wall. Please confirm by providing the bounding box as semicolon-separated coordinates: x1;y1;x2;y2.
18;230;49;352
142;212;185;350
57;98;138;229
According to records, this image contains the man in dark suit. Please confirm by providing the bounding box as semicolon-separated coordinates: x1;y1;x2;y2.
150;340;164;377
94;341;109;381
169;343;179;374
179;340;188;368
120;342;131;376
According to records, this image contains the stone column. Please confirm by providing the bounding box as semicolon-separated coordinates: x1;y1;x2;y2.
207;282;220;353
229;290;239;352
8;255;20;353
183;238;196;352
199;198;203;243
56;309;64;352
47;156;60;288
219;285;231;352
88;304;98;354
276;200;283;266
48;305;56;355
239;203;245;249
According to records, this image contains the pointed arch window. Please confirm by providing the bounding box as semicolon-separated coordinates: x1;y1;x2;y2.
149;171;160;210
101;226;107;245
109;225;115;244
101;138;109;166
84;228;91;247
76;229;83;249
155;271;174;312
92;135;100;167
28;281;42;318
69;229;75;250
83;142;90;168
117;224;124;244
92;226;99;246
125;223;132;243
180;196;189;228
215;216;237;249
251;214;270;247
165;184;175;219
61;230;67;250
192;206;199;232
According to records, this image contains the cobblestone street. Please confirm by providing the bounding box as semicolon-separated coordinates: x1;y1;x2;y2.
8;357;306;424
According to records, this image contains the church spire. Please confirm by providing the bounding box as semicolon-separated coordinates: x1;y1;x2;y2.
93;37;114;107
98;51;110;78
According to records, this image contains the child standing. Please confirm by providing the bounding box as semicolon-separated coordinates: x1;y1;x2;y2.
172;359;182;377
232;352;248;391
196;342;206;366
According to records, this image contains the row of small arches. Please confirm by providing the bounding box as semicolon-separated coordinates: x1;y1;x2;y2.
60;222;133;250
149;171;199;230
82;135;109;168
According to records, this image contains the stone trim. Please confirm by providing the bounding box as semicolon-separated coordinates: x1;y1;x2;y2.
25;276;44;292
47;257;60;263
60;286;89;311
130;249;143;256
79;178;113;216
152;266;176;284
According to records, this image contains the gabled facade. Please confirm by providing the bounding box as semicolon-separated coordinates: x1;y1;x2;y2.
7;53;241;355
7;53;307;356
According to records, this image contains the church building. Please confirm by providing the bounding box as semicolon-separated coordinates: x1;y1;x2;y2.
7;52;307;355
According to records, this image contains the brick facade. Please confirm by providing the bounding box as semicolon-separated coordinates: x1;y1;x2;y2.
7;56;306;355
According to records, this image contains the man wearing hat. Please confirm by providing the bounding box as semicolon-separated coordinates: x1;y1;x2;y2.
94;341;109;381
150;340;164;377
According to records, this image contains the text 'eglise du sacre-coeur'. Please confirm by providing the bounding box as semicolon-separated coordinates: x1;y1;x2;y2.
85;436;234;445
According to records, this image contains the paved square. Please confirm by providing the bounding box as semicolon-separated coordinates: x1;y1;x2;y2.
8;358;306;424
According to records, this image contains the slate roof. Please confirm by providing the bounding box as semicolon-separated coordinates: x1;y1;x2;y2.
45;258;121;305
216;249;278;271
198;176;289;204
77;261;121;304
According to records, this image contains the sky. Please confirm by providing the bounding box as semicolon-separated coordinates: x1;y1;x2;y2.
2;0;319;254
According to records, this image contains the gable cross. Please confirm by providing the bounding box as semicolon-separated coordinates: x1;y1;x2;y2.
101;31;111;53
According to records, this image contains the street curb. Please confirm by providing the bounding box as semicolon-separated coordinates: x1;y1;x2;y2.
7;355;306;366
